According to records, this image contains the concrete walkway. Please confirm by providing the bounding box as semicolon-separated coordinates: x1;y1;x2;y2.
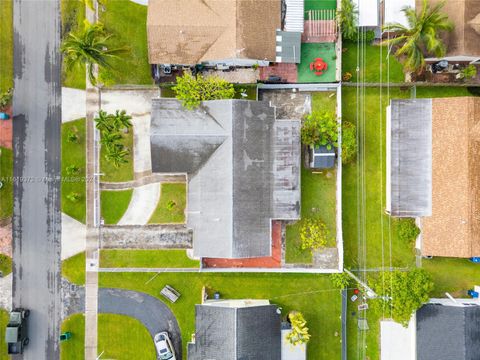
118;183;161;225
0;274;12;311
61;213;86;260
101;174;185;190
132;114;152;175
62;87;86;123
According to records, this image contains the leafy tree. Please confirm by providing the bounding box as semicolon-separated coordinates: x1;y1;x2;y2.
300;218;331;252
397;218;420;243
104;145;129;168
371;268;434;326
173;73;235;109
286;311;311;346
301;111;339;149
382;0;453;72
330;272;352;289
66;164;80;176
337;0;358;40
61;20;127;85
341;121;357;164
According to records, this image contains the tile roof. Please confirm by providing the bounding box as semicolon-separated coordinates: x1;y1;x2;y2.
147;0;281;65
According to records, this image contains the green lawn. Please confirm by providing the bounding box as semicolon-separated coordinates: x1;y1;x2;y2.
0;0;13;94
305;0;337;11
100;249;199;268
60;313;84;360
61;313;156;360
0;254;12;277
298;43;337;83
148;183;186;224
0;147;13;220
100;272;342;360
415;86;472;98
100;130;134;182
0;309;9;360
62;252;85;286
99;0;151;85
342;41;405;83
312;91;337;113
160;84;258;100
62;118;86;223
61;0;86;89
100;189;133;224
286;168;337;263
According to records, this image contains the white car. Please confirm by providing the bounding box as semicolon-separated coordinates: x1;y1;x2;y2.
154;332;176;360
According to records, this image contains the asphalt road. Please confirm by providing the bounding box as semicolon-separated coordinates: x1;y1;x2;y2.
12;1;62;359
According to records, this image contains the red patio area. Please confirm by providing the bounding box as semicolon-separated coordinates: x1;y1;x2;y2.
202;221;282;268
0;106;13;149
260;63;298;83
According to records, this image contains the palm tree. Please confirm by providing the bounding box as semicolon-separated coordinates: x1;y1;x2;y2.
100;131;122;151
382;0;453;72
94;110;114;133
61;20;127;85
104;145;129;168
337;0;358;41
286;311;311;346
112;110;132;132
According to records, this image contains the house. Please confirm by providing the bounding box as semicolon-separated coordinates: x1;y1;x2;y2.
146;0;281;67
416;302;480;360
150;99;301;259
386;97;480;258
421;0;480;64
187;299;282;360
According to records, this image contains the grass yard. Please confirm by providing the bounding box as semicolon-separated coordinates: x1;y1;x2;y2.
415;86;472;98
62;118;86;223
298;43;337;83
62;252;85;286
61;0;86;89
342;42;404;83
311;91;337;113
99;272;342;360
286;167;337;263
100;249;200;268
0;254;12;277
0;309;9;360
100;189;133;224
100;130;134;182
148;183;186;224
61;313;156;360
305;0;337;11
99;0;151;85
0;147;13;220
0;0;13;94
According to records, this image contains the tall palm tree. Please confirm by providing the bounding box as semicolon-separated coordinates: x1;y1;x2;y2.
104;145;129;168
112;110;132;132
337;0;358;41
383;0;453;72
94;110;113;133
61;20;127;85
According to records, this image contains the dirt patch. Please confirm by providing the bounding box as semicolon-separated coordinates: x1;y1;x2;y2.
0;219;12;256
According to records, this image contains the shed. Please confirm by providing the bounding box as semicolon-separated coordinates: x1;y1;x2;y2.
309;145;336;169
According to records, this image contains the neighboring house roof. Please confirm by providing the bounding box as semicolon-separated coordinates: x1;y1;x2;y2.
416;304;480;360
146;0;281;65
422;97;480;257
386;99;432;217
150;99;300;259
187;300;281;360
420;0;480;59
276;31;302;64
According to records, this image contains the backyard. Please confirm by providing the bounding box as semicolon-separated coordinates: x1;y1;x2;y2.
298;43;337;83
99;272;342;360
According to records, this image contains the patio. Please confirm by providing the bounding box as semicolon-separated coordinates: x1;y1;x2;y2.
298;43;337;83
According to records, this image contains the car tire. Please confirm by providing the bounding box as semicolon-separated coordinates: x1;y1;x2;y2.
23;338;29;346
24;310;30;318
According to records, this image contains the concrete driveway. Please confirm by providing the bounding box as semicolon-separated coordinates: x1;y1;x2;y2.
118;183;161;225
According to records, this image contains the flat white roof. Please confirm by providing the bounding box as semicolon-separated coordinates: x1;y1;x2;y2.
384;0;415;27
352;0;379;27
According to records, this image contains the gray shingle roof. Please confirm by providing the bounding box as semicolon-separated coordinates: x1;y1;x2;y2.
387;99;432;217
188;303;281;360
416;304;480;360
150;99;300;258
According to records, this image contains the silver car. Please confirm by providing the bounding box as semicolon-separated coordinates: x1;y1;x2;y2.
154;332;176;360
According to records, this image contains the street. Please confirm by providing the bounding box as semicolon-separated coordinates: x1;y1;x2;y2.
12;0;62;359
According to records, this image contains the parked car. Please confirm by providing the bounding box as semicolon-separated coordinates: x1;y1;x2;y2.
154;331;176;360
5;308;29;355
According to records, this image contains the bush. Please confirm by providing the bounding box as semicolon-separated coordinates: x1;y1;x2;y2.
286;311;311;346
67;192;81;203
66;164;80;175
359;30;376;44
67;130;79;143
341;121;357;164
300;218;331;252
301;111;339;148
397;218;420;243
166;200;176;211
460;64;477;80
0;88;13;110
173;73;235;109
330;272;352;289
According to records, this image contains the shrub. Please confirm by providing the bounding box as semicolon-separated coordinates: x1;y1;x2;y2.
173;73;235;109
397;218;420;243
67;130;79;143
0;88;13;110
67;192;81;203
459;64;477;80
342;72;353;82
66;164;80;175
166;200;176;211
330;272;352;289
341;121;357;164
301;111;339;149
286;311;311;346
359;30;376;44
300;218;330;252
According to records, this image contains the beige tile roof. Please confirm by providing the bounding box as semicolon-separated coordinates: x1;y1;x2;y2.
147;0;281;65
421;97;480;258
418;0;480;58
